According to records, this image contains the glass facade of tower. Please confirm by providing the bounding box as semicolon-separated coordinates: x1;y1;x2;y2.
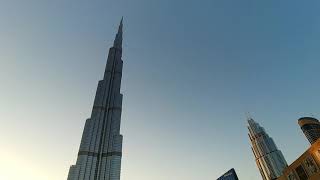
217;168;239;180
298;117;320;145
67;19;124;180
247;118;287;180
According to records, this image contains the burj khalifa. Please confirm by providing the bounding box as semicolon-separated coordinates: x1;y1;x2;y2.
67;19;125;180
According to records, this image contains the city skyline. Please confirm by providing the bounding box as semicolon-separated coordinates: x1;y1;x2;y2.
1;0;320;180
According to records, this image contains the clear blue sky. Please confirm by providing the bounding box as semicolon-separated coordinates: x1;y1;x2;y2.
1;0;320;179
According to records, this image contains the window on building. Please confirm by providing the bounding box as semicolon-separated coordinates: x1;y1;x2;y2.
304;156;318;176
287;171;298;180
295;165;308;180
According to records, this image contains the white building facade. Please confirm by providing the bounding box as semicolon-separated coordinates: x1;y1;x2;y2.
248;118;288;180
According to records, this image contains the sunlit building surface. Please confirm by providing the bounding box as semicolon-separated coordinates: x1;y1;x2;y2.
277;139;320;180
216;168;239;180
67;19;125;180
298;117;320;145
248;118;288;180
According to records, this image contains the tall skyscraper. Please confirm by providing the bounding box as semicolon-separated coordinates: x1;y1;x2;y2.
247;118;287;180
67;19;125;180
298;117;320;145
216;168;239;180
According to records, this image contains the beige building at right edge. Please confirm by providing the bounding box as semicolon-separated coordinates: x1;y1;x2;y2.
277;135;320;180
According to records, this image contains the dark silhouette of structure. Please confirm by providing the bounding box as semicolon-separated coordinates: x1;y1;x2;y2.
217;168;239;180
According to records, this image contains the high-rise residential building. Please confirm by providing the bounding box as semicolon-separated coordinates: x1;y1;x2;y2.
298;117;320;145
216;168;239;180
247;118;287;180
67;19;125;180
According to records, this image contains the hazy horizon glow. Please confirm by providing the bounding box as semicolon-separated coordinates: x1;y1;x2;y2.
1;0;320;180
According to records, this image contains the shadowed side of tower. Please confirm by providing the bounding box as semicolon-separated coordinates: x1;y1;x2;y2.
67;19;125;180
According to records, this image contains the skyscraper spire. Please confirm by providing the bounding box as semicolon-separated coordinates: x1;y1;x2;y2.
113;17;123;49
68;19;125;180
